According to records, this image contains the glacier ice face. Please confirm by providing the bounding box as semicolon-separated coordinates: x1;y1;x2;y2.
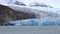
3;18;60;26
4;19;39;26
42;18;60;26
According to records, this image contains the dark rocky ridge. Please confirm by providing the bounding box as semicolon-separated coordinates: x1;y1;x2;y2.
0;5;35;25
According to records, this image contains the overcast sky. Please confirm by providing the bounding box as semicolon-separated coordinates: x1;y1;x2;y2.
0;0;60;8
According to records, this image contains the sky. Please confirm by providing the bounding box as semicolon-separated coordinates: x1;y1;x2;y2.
0;0;60;8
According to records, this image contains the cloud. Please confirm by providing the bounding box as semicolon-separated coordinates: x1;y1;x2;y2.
0;0;60;8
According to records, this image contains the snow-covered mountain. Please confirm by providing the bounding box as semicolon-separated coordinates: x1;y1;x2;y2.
1;0;60;26
0;0;26;6
0;0;52;7
4;4;60;19
29;2;53;8
13;1;26;6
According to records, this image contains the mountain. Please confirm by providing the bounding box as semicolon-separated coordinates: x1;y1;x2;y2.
29;2;53;8
3;6;60;26
0;5;35;25
13;1;26;6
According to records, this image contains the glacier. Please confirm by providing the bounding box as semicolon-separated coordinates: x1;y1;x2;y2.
2;4;60;26
1;0;60;26
3;17;60;26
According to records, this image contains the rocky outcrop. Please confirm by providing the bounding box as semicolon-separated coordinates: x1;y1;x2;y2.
0;5;35;25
